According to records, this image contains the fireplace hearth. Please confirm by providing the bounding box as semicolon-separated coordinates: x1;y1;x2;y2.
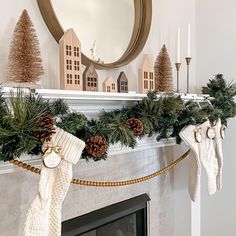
62;194;150;236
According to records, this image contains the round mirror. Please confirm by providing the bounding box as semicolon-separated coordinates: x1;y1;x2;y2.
37;0;152;69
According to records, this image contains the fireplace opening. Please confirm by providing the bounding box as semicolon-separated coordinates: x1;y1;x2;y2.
62;194;150;236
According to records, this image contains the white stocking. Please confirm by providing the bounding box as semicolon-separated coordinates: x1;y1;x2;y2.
179;124;201;202
214;119;224;190
24;127;85;236
199;120;218;195
47;127;85;236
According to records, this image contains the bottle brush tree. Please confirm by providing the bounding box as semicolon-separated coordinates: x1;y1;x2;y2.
7;9;44;83
154;44;173;92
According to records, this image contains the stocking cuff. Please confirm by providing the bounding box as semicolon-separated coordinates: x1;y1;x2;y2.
49;126;85;165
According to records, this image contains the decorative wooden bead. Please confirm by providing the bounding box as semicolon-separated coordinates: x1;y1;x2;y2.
18;162;23;167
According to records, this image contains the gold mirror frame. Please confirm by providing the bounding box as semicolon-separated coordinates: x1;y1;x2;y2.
37;0;152;69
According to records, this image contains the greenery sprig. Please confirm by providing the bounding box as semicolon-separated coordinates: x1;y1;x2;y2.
202;74;236;124
0;74;235;161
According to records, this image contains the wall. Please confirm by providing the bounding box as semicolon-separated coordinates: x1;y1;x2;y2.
196;0;236;235
0;0;197;235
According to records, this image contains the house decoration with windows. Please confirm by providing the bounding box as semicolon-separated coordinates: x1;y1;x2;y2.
103;76;117;92
117;72;128;93
83;63;98;92
59;28;82;90
138;54;154;93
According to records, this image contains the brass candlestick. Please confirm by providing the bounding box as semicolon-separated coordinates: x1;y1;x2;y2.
175;63;181;92
185;57;192;93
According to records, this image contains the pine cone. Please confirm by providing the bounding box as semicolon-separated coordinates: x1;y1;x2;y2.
126;118;143;136
35;112;55;142
85;135;108;160
233;107;236;117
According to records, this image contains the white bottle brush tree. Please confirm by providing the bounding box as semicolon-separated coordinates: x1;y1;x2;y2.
7;9;44;84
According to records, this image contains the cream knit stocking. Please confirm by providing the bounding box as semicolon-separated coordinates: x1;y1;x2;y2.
179;124;201;202
199;120;218;195
214;119;224;190
24;127;85;236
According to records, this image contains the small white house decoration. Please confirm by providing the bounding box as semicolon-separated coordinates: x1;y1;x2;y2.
103;76;117;92
83;63;98;92
138;54;154;93
59;28;82;90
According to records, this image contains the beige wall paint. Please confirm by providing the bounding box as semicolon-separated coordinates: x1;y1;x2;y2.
196;0;236;235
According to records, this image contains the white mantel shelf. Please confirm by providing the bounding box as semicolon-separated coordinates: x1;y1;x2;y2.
2;87;209;101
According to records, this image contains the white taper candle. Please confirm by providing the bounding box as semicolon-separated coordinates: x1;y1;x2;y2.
187;24;191;57
177;27;180;63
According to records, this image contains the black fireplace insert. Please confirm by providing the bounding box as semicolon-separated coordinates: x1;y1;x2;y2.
62;194;150;236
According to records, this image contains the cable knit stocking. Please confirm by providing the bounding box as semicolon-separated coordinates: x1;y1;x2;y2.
214;119;224;190
199;120;218;195
24;127;85;236
179;124;201;202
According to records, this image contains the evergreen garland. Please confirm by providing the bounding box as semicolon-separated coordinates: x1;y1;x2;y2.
202;74;236;124
131;91;161;137
0;74;235;162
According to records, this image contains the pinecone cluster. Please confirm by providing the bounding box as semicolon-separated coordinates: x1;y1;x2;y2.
126;118;143;136
85;135;108;160
35;112;55;142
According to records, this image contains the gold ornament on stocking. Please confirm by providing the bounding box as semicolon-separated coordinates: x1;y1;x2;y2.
207;127;216;139
42;145;62;169
194;127;202;143
220;125;226;139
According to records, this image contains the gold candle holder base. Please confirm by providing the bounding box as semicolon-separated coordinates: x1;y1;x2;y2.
185;57;192;93
175;63;181;93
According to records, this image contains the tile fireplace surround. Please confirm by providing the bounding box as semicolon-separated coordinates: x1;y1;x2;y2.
0;89;203;236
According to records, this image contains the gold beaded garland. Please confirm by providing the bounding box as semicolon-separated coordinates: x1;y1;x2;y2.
9;149;190;187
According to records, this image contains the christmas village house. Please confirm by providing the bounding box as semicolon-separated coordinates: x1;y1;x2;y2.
138;54;154;93
117;72;128;93
83;63;98;91
59;28;82;90
103;76;117;92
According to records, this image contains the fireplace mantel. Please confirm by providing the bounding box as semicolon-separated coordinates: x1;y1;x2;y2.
0;88;208;174
0;88;201;236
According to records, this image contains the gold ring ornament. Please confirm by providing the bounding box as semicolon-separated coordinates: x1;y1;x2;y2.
207;127;216;139
42;144;62;169
220;125;226;139
194;127;202;143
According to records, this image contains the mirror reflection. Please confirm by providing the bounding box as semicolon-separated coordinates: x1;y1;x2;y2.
52;0;134;63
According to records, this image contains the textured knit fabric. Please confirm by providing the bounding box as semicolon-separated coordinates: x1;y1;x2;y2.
214;119;223;190
199;120;218;195
179;124;201;202
180;120;221;200
24;127;85;236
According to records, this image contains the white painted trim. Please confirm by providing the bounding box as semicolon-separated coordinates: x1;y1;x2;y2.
2;87;209;102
